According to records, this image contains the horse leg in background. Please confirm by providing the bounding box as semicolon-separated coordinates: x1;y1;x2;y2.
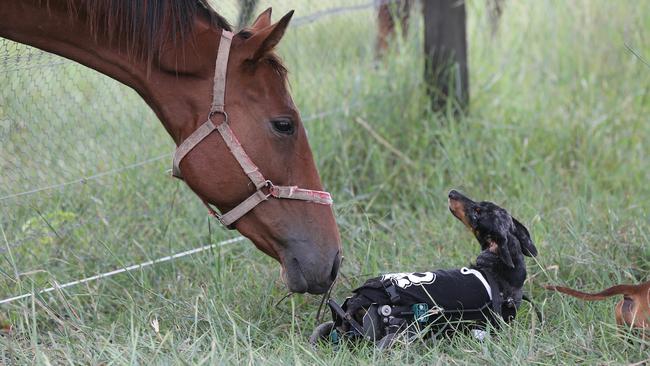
237;0;260;30
376;0;414;58
487;0;505;35
375;0;504;57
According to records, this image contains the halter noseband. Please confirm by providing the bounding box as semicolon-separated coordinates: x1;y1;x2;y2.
171;30;333;228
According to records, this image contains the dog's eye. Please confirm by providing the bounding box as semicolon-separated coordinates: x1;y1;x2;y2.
271;118;295;135
474;208;481;214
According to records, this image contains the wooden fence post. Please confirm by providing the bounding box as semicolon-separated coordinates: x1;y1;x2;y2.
423;0;469;112
237;0;259;29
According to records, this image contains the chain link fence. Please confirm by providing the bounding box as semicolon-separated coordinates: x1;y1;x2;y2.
0;0;426;302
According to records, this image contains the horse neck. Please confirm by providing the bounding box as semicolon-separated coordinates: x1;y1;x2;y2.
0;0;220;144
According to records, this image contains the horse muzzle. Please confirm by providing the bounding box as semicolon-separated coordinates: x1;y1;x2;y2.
281;247;341;294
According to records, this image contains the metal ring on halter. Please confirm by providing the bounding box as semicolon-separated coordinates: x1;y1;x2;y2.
209;110;229;124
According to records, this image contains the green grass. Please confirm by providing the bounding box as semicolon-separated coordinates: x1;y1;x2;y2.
1;0;649;364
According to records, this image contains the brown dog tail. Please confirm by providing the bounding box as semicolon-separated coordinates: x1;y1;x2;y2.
543;284;636;301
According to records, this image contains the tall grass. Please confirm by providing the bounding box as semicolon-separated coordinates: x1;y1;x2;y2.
1;0;649;364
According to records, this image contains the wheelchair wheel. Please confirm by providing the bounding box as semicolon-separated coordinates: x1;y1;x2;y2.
309;321;335;346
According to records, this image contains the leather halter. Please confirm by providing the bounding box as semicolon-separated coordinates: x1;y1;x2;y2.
171;31;333;228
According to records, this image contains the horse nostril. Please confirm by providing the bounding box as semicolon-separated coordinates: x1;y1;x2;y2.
330;251;341;282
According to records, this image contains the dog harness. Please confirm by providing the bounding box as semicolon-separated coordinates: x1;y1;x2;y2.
171;30;333;227
344;267;506;321
378;267;493;303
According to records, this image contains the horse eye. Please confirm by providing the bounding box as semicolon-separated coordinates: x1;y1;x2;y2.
271;118;295;135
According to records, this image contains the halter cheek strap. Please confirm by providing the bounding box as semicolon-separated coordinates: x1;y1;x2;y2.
171;30;333;228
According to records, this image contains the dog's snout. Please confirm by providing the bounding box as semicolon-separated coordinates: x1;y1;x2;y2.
448;189;468;201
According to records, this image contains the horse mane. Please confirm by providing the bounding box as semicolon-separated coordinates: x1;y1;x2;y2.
66;0;232;63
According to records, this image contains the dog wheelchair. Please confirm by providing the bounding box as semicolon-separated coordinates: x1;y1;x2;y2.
309;272;522;349
312;300;483;349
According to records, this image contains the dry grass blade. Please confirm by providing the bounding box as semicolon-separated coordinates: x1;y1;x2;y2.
354;117;416;167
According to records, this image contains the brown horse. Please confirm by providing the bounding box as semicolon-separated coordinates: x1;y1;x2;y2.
375;0;505;57
0;1;341;294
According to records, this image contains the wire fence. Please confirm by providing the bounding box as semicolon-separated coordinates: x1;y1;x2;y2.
0;1;376;202
0;0;424;305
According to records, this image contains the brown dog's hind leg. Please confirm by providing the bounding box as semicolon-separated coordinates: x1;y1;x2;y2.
615;298;627;327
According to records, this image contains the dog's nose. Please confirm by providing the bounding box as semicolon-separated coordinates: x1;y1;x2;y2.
448;189;460;199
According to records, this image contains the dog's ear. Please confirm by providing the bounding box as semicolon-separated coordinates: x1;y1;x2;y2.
490;235;515;268
513;217;537;257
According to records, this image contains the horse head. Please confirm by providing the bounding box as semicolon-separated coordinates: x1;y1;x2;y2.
170;9;342;294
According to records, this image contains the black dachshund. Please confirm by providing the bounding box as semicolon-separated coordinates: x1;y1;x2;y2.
310;190;538;348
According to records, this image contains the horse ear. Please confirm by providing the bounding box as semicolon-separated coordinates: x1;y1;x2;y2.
513;217;537;257
246;10;294;62
250;8;272;30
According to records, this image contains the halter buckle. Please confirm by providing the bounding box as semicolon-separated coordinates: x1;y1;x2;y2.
261;180;274;199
